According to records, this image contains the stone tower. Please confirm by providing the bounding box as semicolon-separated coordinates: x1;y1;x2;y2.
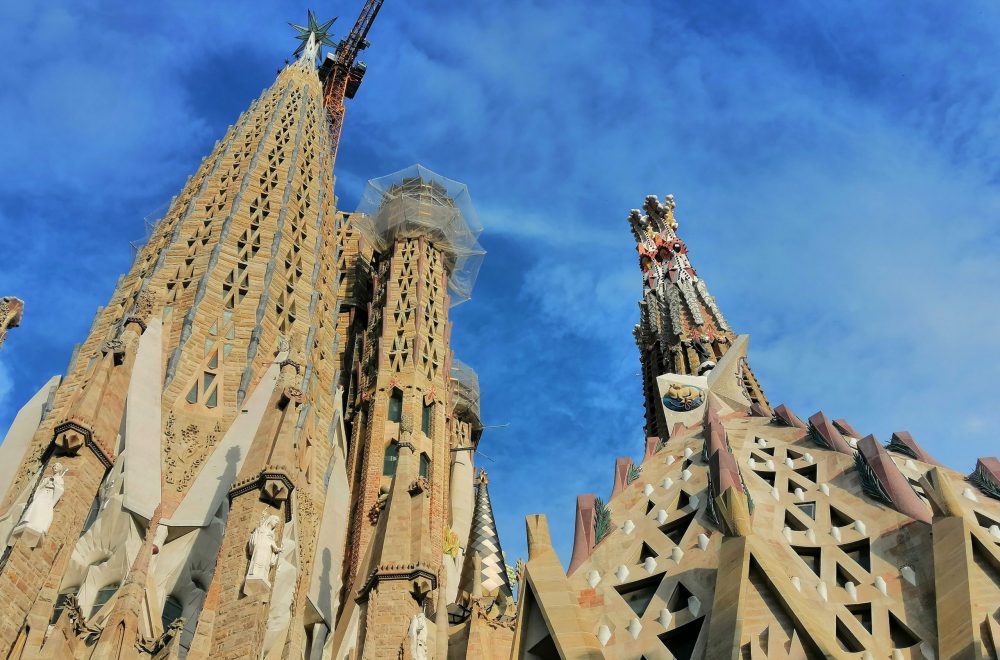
629;195;770;442
511;195;1000;659
0;18;516;660
328;166;514;659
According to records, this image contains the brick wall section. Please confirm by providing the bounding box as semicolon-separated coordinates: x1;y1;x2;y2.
206;496;283;660
0;450;107;657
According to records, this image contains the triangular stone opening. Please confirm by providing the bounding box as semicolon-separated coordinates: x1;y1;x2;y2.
753;470;776;487
974;511;1000;531
839;539;871;573
784;509;809;532
646;500;656;515
786;475;811;495
835;617;865;652
666;582;694;613
758;446;775;456
836;563;862;589
658;616;704;660
639;542;658;563
830;506;854;528
888;611;920;649
794;463;818;483
614;573;663;617
526;634;558;659
517;580;559;660
747;559;795;643
660;511;695;546
792;546;821;576
846;603;872;634
676;491;691;511
794;501;816;520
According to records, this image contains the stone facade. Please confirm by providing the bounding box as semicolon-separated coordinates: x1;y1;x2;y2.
0;24;515;660
511;195;1000;659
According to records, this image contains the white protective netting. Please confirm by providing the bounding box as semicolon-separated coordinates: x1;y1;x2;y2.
353;164;485;305
450;360;482;429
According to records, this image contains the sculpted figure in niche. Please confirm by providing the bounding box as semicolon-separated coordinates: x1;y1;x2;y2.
10;463;68;547
243;514;282;596
407;611;428;660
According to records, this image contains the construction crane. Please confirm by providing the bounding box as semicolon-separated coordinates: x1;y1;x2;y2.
319;0;385;168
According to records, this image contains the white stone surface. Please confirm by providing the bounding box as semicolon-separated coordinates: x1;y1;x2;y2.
308;406;350;624
122;318;163;519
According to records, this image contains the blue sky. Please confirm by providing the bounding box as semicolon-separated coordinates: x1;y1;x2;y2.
1;1;998;567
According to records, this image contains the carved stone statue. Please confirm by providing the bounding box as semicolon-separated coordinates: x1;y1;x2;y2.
407;611;428;660
243;514;282;596
11;463;68;547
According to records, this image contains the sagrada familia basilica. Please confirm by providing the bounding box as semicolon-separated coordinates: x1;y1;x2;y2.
0;5;998;660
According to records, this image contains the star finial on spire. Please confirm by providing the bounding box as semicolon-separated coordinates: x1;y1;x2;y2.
289;10;337;64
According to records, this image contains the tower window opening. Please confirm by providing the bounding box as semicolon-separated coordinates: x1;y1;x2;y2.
382;441;399;476
388;389;403;423
422;402;433;435
50;588;78;625
162;595;184;632
90;583;121;618
419;452;430;479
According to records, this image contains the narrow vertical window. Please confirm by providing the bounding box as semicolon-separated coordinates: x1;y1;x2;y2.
382;441;399;476
419;452;430;479
421;402;433;435
387;389;403;423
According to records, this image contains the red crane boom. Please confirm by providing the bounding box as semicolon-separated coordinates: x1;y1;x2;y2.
320;0;386;168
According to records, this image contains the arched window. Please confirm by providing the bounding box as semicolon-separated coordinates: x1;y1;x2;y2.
162;595;184;631
382;441;399;476
387;389;403;423
50;588;78;625
421;402;433;435
419;452;430;479
90;583;120;618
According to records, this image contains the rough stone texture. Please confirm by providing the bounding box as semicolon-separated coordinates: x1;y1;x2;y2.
0;34;515;660
513;194;1000;659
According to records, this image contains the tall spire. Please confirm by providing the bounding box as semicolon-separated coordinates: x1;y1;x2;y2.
630;194;771;440
459;469;513;601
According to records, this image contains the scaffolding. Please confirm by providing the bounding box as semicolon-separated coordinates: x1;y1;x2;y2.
450;360;482;433
353;164;485;305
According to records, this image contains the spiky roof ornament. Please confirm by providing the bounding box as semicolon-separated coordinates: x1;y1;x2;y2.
289;10;337;60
